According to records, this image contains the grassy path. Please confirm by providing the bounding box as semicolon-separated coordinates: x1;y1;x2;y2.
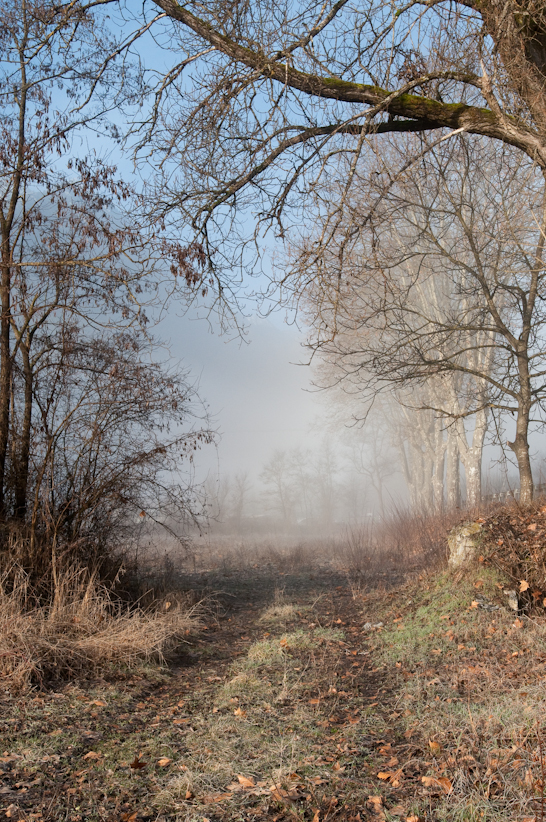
1;562;546;822
0;568;394;822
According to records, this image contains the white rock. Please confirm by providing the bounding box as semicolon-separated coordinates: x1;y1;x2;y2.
447;521;482;568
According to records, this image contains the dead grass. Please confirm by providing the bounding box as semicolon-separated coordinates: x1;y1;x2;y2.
0;564;201;691
3;504;546;821
357;563;546;821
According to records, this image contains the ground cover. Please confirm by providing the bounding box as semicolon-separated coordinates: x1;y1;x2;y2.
1;515;545;822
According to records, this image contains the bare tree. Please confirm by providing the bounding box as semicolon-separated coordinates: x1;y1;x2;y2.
94;0;546;286
260;449;294;524
0;3;209;576
26;327;211;574
228;471;251;530
297;136;544;503
288;447;314;524
312;438;340;528
348;425;398;516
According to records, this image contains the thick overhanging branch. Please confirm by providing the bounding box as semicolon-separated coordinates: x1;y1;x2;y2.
153;0;545;161
200;119;439;217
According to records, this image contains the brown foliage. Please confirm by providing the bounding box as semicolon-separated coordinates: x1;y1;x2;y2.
479;500;546;604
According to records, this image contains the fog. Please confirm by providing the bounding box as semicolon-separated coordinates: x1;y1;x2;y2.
157;305;546;538
159;308;326;476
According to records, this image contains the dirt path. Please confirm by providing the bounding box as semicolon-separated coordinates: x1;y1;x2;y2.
0;567;401;822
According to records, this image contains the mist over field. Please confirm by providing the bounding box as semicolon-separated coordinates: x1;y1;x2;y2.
158;308;539;541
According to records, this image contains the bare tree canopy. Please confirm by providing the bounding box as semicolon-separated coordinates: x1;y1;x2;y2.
0;1;212;577
104;0;546;279
292;135;546;503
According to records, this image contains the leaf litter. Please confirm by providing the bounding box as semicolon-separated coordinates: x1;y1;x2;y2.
0;545;545;821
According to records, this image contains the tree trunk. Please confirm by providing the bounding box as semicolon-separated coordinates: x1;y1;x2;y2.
508;404;534;505
432;418;446;511
13;342;32;520
445;429;461;509
460;407;487;507
0;253;11;520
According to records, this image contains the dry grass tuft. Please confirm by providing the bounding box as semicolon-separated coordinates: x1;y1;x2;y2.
336;507;466;590
0;564;201;690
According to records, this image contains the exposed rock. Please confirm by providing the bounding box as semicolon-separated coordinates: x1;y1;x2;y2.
448;521;483;568
504;589;520;612
473;595;499;612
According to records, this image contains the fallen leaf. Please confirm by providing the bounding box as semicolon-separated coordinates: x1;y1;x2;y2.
157;758;172;767
234;707;247;717
312;811;320;822
429;741;441;754
421;776;452;794
201;793;233;804
406;816;420;822
527;523;537;531
377;770;402;787
129;755;147;770
83;751;102;760
366;795;386;820
236;774;255;788
520;580;530;592
513;618;524;628
269;786;294;803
